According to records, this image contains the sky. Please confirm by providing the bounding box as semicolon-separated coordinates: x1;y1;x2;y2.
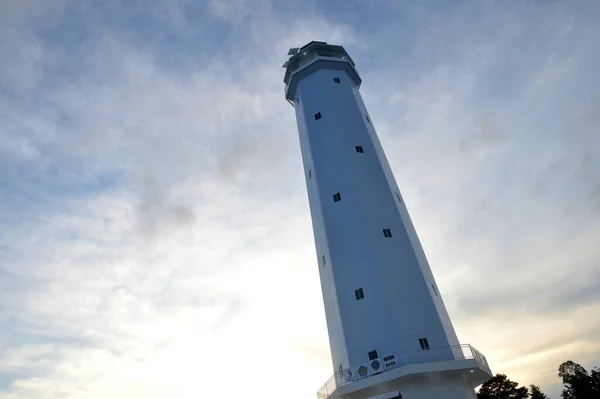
1;0;599;398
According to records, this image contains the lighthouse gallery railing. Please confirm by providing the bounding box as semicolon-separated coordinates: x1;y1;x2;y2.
317;344;489;399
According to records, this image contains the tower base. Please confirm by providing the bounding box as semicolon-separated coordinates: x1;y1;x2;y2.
374;374;478;399
323;357;490;399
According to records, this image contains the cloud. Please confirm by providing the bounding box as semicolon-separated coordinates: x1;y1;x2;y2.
1;1;600;399
208;0;252;22
347;1;600;396
0;1;352;398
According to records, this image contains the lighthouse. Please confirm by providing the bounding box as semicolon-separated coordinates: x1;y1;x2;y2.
283;42;492;399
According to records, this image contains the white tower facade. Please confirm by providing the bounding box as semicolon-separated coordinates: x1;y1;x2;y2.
284;42;492;399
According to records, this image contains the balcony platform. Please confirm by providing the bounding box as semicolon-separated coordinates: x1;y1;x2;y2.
317;345;492;399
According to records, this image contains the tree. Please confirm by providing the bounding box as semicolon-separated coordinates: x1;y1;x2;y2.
590;368;600;394
529;384;549;399
477;374;529;399
558;360;596;399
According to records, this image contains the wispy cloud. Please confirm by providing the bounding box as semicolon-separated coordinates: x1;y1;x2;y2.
1;1;599;398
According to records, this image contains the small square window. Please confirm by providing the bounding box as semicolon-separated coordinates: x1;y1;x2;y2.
365;114;371;123
314;112;322;120
333;77;341;83
418;338;430;350
383;228;392;238
368;350;379;361
355;146;364;153
355;288;364;300
333;192;341;202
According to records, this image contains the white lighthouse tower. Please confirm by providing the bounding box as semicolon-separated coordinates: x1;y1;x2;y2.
283;42;492;399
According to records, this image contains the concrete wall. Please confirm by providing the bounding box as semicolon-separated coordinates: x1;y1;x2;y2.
293;64;460;373
393;375;478;399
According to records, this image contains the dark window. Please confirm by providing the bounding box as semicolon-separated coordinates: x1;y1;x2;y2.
314;112;322;120
308;169;312;179
333;192;341;202
383;228;392;238
419;338;430;350
355;146;364;153
322;255;326;266
396;192;402;202
368;350;379;361
365;114;371;123
432;284;438;296
334;77;341;83
355;288;364;300
296;97;299;104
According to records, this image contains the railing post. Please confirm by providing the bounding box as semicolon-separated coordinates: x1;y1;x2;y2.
452;345;459;359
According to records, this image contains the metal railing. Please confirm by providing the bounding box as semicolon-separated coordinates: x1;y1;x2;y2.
317;344;488;399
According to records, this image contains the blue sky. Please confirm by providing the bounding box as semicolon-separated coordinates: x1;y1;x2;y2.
1;0;599;398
